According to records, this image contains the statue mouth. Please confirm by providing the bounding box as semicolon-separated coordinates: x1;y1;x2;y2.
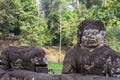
83;39;99;47
88;39;98;44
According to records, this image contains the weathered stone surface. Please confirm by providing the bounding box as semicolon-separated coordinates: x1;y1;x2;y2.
0;46;48;79
7;70;61;80
62;74;99;80
0;46;48;73
1;71;120;80
62;74;120;80
2;70;61;80
62;19;120;77
26;73;61;80
95;77;120;80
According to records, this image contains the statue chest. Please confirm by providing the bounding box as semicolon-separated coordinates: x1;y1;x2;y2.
76;50;108;74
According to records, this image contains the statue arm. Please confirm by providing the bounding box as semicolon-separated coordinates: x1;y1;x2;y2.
62;49;77;74
106;49;120;77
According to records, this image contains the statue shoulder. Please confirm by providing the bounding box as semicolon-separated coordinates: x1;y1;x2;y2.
65;45;81;57
102;45;120;57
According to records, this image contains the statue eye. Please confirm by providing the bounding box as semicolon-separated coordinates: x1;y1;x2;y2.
93;31;99;35
93;32;97;35
83;31;89;35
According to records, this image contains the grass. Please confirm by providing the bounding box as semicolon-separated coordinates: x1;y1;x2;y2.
48;62;63;74
44;46;66;74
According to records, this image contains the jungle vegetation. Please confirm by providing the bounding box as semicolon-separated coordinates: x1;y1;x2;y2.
0;0;120;52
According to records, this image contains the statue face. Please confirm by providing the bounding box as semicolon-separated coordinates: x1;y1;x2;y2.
81;29;105;48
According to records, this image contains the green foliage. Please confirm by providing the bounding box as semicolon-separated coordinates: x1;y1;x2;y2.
47;12;60;45
0;0;19;36
17;0;49;46
91;0;120;29
75;3;94;21
106;26;120;52
48;62;63;74
61;11;78;45
19;19;48;46
0;0;120;52
80;0;102;8
90;0;120;52
40;0;72;46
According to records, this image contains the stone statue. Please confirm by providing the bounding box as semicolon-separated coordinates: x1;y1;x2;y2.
0;46;48;79
62;19;120;77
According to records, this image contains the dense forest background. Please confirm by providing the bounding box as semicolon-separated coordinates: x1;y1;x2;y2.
0;0;120;52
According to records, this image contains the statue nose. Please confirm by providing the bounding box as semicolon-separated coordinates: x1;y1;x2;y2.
87;34;93;38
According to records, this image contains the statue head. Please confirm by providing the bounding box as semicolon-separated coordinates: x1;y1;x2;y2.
77;19;106;48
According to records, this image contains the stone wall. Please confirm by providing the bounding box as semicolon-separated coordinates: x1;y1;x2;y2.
1;70;120;80
0;36;17;51
27;74;120;80
61;74;120;80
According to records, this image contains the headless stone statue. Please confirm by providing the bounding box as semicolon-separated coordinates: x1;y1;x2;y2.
62;19;120;77
0;46;48;79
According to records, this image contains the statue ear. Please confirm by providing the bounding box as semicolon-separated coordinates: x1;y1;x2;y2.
100;31;106;37
77;30;82;44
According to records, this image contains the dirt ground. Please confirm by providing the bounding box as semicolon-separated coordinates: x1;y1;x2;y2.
43;46;72;63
